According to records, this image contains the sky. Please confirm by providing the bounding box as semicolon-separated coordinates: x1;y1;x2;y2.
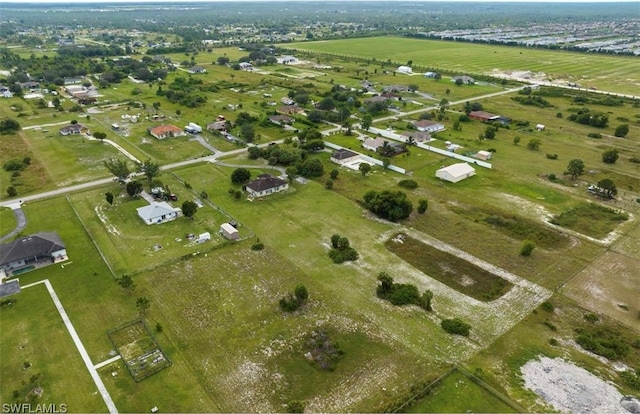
3;0;640;3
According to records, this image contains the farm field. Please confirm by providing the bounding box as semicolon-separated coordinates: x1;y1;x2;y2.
287;37;640;96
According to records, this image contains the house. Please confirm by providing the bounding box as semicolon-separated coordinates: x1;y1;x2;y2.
220;223;239;240
64;77;83;85
238;62;253;71
381;92;402;101
280;97;295;105
185;122;202;134
278;55;298;64
402;131;432;143
424;71;437;78
362;137;386;152
188;66;206;74
363;95;389;104
382;85;410;93
475;150;492;161
207;120;228;132
397;65;413;74
245;174;289;198
148;124;186;140
452;75;475;84
330;149;360;165
413;119;445;133
60;123;89;136
436;163;476;183
536;124;545;131
469;111;511;125
19;81;40;90
277;105;304;115
0;232;68;278
136;201;181;225
268;115;294;125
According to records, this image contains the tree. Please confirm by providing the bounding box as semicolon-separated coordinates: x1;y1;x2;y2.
136;296;150;316
138;159;161;183
441;318;471;336
126;180;143;197
363;190;413;222
6;186;17;197
484;126;496;140
231;168;251;184
105;192;114;205
434;73;442;81
455;78;464;86
520;240;536;256
325;179;334;189
527;138;542;150
513;136;521;145
597;178;617;196
330;169;339;180
361;114;372;131
182;200;198;219
418;290;433;311
359;162;371;177
602;148;619;164
377;272;394;296
240;123;255;142
294;285;309;302
217;56;230;65
565;159;585;180
0;118;21;134
118;274;136;293
104;158;130;181
614;124;629;138
93;131;107;141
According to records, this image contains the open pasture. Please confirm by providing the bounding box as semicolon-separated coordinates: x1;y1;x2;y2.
287;37;640;96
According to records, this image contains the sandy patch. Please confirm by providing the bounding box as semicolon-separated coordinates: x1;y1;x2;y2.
521;356;632;414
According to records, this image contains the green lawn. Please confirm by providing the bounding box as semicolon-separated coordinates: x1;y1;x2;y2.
0;207;17;235
404;368;518;413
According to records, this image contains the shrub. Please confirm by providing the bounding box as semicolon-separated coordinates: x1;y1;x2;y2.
441;318;471;336
398;179;418;189
543;320;557;331
286;401;305;413
3;158;25;172
549;338;559;346
417;199;428;214
584;313;600;323
304;330;344;371
548;173;557;181
602;148;619;164
587;132;602;139
251;242;264;251
541;301;555;312
629;157;640;164
6;186;17;197
546;153;558;160
520;240;536;256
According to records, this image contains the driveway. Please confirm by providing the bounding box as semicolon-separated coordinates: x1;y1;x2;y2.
0;204;27;242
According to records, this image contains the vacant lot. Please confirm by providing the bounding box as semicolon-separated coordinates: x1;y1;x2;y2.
563;250;640;331
551;202;629;239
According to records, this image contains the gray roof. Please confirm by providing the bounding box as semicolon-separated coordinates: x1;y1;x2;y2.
246;174;287;192
0;232;65;266
136;202;179;221
331;149;359;160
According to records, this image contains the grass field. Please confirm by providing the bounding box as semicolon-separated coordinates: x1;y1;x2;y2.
287;37;640;96
404;368;518;413
551;202;629;239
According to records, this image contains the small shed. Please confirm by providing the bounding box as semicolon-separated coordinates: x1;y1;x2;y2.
536;124;545;131
197;232;211;243
476;150;492;161
220;223;239;240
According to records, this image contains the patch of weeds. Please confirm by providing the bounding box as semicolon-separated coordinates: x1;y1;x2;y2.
303;330;344;371
543;320;557;332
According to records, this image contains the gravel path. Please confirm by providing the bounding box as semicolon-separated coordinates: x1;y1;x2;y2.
521;356;633;414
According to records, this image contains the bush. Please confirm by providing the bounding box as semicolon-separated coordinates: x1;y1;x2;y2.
328;234;359;264
398;179;418;189
541;301;555;312
251;242;264;251
441;318;471;336
6;186;17;197
549;338;559;346
629;157;640;164
602;148;619;164
286;401;305;413
587;132;602;139
520;240;536;256
546;153;558;160
3;159;25;172
548;173;557;181
584;313;600;323
417;199;428;214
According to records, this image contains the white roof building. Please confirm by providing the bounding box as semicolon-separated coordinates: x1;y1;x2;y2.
137;202;181;225
435;163;476;183
397;65;413;74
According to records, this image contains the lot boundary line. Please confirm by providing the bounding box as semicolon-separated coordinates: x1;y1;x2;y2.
21;279;118;414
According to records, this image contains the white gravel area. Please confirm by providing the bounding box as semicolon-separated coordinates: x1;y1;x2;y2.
521;356;634;414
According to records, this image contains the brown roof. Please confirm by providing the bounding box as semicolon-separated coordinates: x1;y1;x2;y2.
149;124;183;136
469;111;499;120
246;174;287;192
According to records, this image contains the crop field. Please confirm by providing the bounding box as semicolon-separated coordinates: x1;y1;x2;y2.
385;233;513;302
287;37;640;96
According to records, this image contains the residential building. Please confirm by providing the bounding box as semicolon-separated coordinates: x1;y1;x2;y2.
413;120;445;133
148;124;186;139
0;232;68;278
330;149;360;165
245;174;289;198
136;202;181;225
436;163;476;183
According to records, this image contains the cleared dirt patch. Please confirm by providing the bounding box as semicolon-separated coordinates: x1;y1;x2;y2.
385;233;513;302
563;250;640;331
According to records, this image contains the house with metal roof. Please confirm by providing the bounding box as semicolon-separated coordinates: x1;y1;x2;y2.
435;163;476;183
137;202;181;225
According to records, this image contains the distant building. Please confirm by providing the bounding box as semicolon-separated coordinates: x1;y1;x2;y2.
397;65;413;74
136;202;181;225
220;223;239;240
452;75;475;84
330;149;360;165
469;111;511;125
60;123;89;136
148;124;186;139
475;150;492;161
413;119;445;133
